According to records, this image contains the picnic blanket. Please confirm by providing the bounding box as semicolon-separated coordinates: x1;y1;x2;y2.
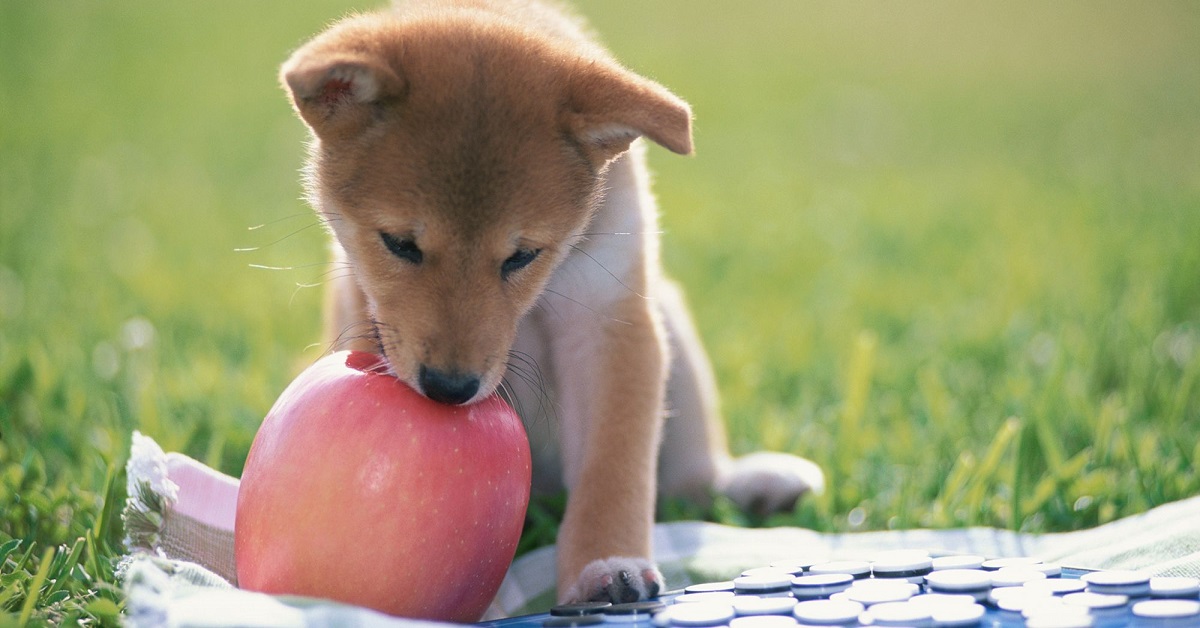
119;431;1200;627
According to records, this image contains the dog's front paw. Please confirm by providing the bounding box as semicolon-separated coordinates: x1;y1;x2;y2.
719;452;825;517
563;557;664;604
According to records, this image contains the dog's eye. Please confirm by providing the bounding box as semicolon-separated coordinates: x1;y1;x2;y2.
380;232;423;265
501;248;541;279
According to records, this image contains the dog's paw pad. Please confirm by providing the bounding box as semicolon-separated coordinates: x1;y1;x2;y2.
719;451;825;517
565;557;664;604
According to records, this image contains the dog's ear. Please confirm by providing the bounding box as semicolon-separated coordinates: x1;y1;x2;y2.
280;47;404;137
565;63;694;165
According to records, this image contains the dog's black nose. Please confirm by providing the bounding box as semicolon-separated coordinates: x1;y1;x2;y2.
418;366;480;405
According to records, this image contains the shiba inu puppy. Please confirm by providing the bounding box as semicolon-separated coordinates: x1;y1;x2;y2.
280;0;824;605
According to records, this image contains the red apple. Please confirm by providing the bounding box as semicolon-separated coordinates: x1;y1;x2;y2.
235;350;531;622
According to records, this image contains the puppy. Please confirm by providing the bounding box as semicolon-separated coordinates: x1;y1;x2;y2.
280;0;824;604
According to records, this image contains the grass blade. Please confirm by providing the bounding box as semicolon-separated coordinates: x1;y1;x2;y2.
840;330;878;441
45;538;84;597
93;459;121;543
938;450;977;514
0;539;22;565
963;417;1022;524
17;546;55;627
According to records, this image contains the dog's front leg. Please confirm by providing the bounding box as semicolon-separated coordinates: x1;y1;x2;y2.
553;294;669;604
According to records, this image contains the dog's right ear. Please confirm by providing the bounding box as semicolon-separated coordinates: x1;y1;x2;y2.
563;62;694;167
280;48;404;137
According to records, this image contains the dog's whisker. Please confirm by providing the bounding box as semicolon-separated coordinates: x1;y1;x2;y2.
504;349;556;431
315;215;344;228
247;211;319;231
294;269;356;290
505;350;543;379
506;369;548;415
497;378;519;413
288;286;305;307
371;319;408;369
542;289;632;326
234;220;329;253
320;319;383;354
248;260;333;272
571;230;664;238
497;371;544;425
498;378;539;425
311;264;355;278
288;268;357;305
530;293;567;325
567;244;649;300
504;360;542;393
284;264;356;292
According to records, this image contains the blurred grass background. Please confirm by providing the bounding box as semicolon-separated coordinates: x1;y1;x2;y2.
2;0;1198;624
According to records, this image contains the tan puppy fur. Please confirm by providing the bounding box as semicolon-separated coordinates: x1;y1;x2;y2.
281;0;824;604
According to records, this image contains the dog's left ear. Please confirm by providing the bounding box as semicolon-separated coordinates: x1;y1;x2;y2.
280;24;405;139
565;63;694;165
281;53;404;137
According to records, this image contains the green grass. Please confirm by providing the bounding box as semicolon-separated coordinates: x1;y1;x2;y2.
2;0;1199;624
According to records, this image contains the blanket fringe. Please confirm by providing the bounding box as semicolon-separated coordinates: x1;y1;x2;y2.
121;431;178;555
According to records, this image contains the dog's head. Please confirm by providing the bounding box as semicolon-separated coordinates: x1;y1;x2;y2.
281;11;691;404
